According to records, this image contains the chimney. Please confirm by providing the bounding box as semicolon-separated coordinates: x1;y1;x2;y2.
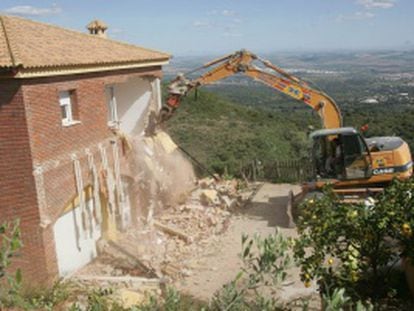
87;20;108;38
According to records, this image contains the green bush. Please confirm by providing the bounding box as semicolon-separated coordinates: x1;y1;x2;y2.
210;231;293;311
0;221;70;310
294;179;414;308
0;220;24;308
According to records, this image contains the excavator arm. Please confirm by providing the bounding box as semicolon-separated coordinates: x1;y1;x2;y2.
160;50;342;129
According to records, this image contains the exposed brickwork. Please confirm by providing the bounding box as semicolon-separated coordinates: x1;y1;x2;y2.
23;66;162;164
0;66;163;285
0;80;50;284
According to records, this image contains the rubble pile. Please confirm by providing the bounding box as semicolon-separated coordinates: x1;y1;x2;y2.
122;177;259;280
74;177;260;284
157;177;245;239
71;253;162;308
69;177;262;308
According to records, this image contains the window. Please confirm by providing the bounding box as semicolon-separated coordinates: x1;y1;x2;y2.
59;90;79;126
105;86;118;127
342;134;370;180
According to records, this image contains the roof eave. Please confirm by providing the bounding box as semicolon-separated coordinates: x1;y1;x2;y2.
310;127;357;138
5;59;170;79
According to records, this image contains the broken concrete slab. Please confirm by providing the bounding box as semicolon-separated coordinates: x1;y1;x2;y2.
73;275;162;286
220;195;238;210
200;189;220;206
199;177;215;189
154;220;193;243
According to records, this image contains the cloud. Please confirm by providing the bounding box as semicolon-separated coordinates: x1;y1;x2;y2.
222;32;243;37
221;10;235;16
108;28;125;36
192;20;213;28
3;4;61;16
357;0;396;9
207;9;236;17
207;10;218;16
337;11;375;21
194;9;243;36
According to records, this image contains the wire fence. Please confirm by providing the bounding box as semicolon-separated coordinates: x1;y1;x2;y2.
239;159;314;183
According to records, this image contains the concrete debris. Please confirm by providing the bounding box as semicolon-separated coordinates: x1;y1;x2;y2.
221;195;238;210
118;289;146;308
200;189;220;206
71;175;260;297
154;220;193;243
199;178;214;189
73;275;161;285
105;177;257;281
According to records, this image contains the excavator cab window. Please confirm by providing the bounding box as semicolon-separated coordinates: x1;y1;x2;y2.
317;135;344;179
312;133;371;180
312;137;328;178
312;136;341;179
341;134;371;180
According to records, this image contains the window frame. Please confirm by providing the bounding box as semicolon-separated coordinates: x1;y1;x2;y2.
106;86;119;128
59;90;80;127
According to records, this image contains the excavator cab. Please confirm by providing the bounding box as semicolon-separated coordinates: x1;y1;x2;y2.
311;127;372;181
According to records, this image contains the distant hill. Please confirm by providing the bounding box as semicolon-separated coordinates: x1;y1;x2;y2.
165;89;318;177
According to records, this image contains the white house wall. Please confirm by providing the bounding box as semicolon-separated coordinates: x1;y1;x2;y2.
53;199;101;276
114;77;153;135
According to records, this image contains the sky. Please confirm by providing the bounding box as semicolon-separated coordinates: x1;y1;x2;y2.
0;0;413;56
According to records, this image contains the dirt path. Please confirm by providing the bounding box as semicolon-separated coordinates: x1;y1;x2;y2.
175;183;317;303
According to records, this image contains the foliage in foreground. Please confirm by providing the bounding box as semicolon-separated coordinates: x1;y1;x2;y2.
294;178;414;309
0;220;24;309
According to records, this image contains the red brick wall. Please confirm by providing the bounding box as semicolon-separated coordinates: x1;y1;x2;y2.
0;66;162;285
23;66;162;164
0;80;50;284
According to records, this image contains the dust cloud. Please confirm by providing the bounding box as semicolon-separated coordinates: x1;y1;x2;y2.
126;131;196;223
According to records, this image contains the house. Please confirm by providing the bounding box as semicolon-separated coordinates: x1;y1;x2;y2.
360;98;379;104
0;15;170;285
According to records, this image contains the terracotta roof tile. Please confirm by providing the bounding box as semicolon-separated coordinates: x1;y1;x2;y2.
0;17;14;67
0;15;170;69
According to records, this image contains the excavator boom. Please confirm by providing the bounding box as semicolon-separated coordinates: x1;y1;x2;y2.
160;50;342;129
158;49;412;211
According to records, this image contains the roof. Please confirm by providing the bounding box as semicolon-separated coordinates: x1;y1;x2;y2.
310;127;357;138
365;137;404;151
0;15;170;76
87;20;107;31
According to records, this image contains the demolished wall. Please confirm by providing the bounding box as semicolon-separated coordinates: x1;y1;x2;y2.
2;67;186;283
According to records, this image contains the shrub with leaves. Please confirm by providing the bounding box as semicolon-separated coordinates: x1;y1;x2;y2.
210;231;293;310
380;178;414;261
294;179;414;306
322;287;373;311
0;220;24;308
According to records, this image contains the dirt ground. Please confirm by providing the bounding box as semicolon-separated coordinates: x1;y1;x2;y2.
174;182;318;304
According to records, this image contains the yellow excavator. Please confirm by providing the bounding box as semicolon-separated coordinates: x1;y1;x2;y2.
158;50;413;202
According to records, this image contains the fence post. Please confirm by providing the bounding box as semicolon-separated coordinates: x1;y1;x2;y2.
252;160;256;181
